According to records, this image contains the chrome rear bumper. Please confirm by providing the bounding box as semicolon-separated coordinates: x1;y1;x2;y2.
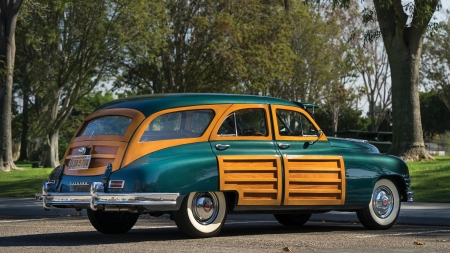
40;182;179;211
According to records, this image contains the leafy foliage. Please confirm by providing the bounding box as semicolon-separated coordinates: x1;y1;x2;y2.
315;103;369;134
15;0;167;166
59;90;115;158
421;10;450;111
115;0;297;95
419;91;450;138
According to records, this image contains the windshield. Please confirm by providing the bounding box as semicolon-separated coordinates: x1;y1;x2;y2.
78;116;132;137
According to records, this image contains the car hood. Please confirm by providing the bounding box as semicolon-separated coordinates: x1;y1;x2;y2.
327;137;379;153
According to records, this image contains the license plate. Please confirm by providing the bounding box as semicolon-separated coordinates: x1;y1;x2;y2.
68;155;92;170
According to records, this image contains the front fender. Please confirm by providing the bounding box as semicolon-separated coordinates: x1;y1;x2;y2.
339;152;411;206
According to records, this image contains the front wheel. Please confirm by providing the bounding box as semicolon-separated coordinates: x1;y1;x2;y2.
173;192;227;238
87;209;139;234
273;213;311;226
356;179;400;230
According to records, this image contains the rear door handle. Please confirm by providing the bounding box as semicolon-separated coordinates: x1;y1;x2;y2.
215;144;230;150
278;143;290;149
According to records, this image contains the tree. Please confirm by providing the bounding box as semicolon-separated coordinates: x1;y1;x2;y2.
0;0;24;172
315;102;369;134
58;90;115;158
419;91;450;138
115;0;296;95
421;10;450;111
356;34;391;132
362;0;440;161
15;0;167;168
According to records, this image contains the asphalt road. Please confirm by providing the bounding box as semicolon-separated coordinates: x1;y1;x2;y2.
1;215;450;252
2;198;450;226
1;198;450;252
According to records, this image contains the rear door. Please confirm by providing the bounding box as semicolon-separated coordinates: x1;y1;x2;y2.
270;105;346;206
209;104;283;206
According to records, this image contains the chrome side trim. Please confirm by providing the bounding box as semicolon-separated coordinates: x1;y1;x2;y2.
41;182;180;211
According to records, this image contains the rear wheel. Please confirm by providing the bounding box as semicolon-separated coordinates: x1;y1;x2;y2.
356;179;400;230
87;209;139;234
173;192;227;238
273;213;311;226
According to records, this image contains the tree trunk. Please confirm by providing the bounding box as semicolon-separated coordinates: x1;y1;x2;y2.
43;130;60;169
19;81;29;161
386;40;431;161
0;73;14;172
0;0;24;172
331;101;339;136
374;0;438;161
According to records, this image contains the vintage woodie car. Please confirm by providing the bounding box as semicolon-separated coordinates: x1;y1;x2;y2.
40;93;413;238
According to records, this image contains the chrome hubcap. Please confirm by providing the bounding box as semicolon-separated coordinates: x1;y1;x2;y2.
372;185;394;219
191;192;219;225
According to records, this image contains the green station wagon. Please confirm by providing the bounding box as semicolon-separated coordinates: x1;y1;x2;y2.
39;93;413;238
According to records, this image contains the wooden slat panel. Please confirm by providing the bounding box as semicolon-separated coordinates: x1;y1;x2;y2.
288;178;342;183
219;155;282;206
243;193;278;200
224;172;276;178
223;178;278;182
240;189;278;193
289;183;340;189
283;155;346;206
66;154;116;159
223;167;278;171
288;161;340;169
289;168;341;172
289;172;340;179
231;183;277;189
289;189;342;194
222;160;277;168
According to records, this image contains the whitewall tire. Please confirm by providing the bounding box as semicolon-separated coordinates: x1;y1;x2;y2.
356;179;400;230
173;192;227;238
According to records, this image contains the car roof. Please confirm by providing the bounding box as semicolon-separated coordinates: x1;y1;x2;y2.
96;93;299;117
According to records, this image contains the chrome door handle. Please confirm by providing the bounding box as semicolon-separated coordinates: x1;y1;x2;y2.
215;144;230;150
278;143;290;149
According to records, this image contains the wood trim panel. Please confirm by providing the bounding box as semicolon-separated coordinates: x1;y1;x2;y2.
218;155;282;206
122;104;231;167
63;141;128;176
283;155;346;206
270;105;328;142
209;104;273;141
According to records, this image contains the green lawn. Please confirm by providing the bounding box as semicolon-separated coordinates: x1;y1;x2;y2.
1;157;450;202
407;156;450;203
0;161;53;197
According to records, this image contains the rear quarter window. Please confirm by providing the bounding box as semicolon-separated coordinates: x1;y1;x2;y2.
78;116;132;137
140;109;215;142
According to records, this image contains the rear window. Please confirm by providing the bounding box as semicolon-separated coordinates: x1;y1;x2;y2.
78;116;132;137
140;110;215;142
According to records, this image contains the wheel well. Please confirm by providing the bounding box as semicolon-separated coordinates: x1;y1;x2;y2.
223;191;238;212
378;176;407;202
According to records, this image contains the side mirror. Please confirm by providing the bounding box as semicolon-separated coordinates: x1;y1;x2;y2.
304;130;323;149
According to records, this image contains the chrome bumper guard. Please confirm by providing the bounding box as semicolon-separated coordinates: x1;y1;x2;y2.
41;182;179;211
407;191;414;202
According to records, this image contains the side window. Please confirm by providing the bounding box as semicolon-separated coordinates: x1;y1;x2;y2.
276;109;317;136
140;110;215;142
217;108;268;137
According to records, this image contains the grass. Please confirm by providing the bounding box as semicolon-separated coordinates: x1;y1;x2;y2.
0;161;53;197
407;156;450;203
1;157;450;202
